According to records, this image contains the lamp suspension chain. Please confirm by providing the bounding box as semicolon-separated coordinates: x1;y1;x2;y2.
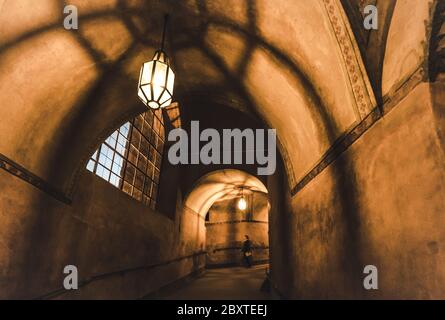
161;14;169;52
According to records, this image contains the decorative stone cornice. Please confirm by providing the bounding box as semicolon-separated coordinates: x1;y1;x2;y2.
322;0;377;119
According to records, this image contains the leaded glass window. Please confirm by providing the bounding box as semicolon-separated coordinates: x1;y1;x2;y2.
87;109;165;209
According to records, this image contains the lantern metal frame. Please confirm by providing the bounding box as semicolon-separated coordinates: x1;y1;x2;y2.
138;15;175;109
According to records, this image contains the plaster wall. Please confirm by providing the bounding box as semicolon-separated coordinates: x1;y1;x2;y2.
270;83;445;299
0;170;205;299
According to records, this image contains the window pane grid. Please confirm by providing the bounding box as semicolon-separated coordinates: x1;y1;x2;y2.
86;110;164;210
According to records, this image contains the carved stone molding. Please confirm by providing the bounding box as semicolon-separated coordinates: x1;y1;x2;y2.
322;0;377;119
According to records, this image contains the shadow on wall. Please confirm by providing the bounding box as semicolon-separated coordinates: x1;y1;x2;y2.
429;1;445;155
0;0;367;299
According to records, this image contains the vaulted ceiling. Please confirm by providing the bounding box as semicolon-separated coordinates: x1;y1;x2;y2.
0;0;434;196
184;169;267;217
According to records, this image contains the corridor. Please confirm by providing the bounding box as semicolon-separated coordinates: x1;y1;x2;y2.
0;0;444;300
160;265;271;300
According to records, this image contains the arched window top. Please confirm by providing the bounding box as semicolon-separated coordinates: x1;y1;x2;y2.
86;109;165;209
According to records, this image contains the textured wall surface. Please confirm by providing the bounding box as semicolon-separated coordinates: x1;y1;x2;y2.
270;83;445;299
0;0;443;300
382;0;432;97
0;171;205;299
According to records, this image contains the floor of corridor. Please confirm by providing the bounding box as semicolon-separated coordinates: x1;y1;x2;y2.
161;264;272;300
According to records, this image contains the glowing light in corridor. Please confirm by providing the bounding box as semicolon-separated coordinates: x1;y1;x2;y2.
138;15;175;109
238;197;247;211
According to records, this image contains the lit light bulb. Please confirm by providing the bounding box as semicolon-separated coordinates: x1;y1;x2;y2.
138;50;175;109
138;15;175;109
238;197;247;211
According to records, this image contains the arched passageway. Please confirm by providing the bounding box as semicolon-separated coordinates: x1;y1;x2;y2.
184;169;270;268
0;0;445;300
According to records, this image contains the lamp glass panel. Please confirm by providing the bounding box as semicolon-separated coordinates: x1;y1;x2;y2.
153;84;164;102
140;61;154;85
159;90;171;104
160;99;172;108
152;62;167;90
141;84;152;101
138;88;148;104
167;69;175;94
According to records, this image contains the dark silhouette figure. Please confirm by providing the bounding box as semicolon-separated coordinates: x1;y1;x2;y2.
241;235;253;268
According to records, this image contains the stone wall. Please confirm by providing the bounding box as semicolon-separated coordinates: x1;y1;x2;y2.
0;170;205;299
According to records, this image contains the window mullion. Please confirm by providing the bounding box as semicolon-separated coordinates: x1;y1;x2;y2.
121;122;133;191
93;144;102;174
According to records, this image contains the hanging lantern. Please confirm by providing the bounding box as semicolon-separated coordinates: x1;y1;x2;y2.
238;197;247;211
238;188;247;211
138;15;175;109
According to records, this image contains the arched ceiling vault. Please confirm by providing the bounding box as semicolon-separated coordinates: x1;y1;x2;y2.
340;0;398;104
0;0;378;195
184;169;268;217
